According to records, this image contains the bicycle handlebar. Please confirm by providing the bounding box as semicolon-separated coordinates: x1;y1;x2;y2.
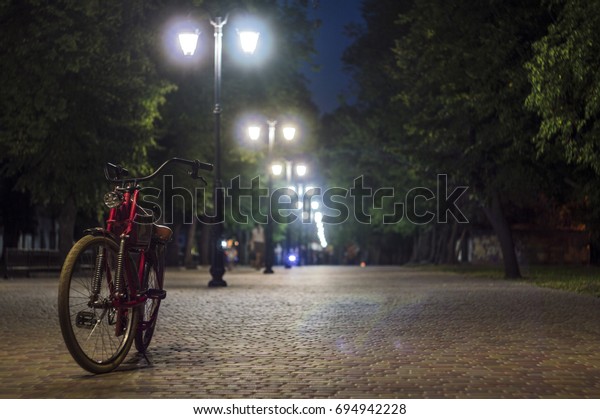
104;157;213;184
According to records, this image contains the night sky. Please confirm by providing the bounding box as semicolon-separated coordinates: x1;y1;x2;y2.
303;0;363;114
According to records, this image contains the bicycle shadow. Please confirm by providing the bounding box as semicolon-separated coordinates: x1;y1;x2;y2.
120;352;156;370
74;352;154;378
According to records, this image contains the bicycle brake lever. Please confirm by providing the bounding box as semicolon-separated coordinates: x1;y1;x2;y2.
187;168;208;186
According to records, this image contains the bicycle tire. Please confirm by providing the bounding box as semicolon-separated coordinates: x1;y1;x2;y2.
135;250;164;353
58;235;139;374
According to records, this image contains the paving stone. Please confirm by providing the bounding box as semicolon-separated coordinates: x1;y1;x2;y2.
2;265;600;398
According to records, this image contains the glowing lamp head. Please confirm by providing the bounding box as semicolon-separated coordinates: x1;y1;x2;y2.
295;164;307;177
238;31;260;54
248;126;261;141
282;126;296;141
271;164;283;176
178;31;200;56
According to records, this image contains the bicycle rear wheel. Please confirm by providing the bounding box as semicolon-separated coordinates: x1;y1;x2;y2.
135;252;165;353
58;235;139;374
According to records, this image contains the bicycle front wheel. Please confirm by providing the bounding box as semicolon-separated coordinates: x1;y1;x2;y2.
58;235;139;374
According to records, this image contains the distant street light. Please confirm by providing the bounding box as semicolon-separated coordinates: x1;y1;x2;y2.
178;16;259;287
295;164;307;177
282;126;296;141
271;163;284;177
271;160;307;268
248;120;297;273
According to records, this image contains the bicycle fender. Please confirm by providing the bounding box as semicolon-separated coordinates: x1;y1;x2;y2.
83;227;120;242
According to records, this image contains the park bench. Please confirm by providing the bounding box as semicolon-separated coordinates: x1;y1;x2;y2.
3;248;63;278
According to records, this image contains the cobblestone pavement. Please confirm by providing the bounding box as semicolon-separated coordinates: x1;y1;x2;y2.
2;265;600;398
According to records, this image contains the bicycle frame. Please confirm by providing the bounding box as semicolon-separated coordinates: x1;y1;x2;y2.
90;186;149;336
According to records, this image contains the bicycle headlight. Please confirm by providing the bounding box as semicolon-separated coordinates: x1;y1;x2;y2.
104;191;123;208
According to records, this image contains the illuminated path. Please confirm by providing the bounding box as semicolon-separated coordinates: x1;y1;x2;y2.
1;265;600;398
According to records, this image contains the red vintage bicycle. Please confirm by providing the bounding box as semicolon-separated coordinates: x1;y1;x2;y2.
58;157;212;374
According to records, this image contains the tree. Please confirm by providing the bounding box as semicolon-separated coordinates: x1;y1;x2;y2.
526;0;600;173
0;177;36;259
387;0;555;277
321;0;565;276
314;0;419;265
525;0;600;262
0;0;174;257
317;105;420;265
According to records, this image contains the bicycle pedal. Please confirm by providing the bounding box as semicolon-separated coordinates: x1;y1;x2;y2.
75;311;96;329
147;288;167;300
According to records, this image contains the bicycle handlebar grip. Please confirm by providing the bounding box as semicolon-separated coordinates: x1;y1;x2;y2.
171;157;212;172
105;162;129;180
195;160;214;172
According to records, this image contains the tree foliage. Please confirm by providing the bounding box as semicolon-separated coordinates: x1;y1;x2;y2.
0;0;319;262
390;0;556;277
318;0;589;275
0;0;174;213
313;0;416;264
526;0;600;173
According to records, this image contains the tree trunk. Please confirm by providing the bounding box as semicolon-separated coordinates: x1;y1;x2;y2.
411;230;430;264
435;225;448;264
428;227;437;263
445;222;459;264
183;217;197;269
240;228;249;265
58;198;77;263
457;227;470;263
482;190;521;278
165;223;181;266
1;224;19;278
409;232;420;263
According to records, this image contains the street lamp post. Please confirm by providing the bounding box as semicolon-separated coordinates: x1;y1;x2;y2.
264;120;277;274
178;17;259;287
279;162;306;268
208;17;227;287
294;164;307;266
248;120;296;273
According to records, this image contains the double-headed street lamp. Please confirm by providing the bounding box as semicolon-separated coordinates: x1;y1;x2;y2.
271;161;307;268
248;121;296;273
178;17;259;287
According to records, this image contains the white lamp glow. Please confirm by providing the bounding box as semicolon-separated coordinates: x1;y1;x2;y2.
282;126;296;141
271;164;283;176
178;31;199;56
296;164;307;177
248;126;261;141
238;31;260;54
